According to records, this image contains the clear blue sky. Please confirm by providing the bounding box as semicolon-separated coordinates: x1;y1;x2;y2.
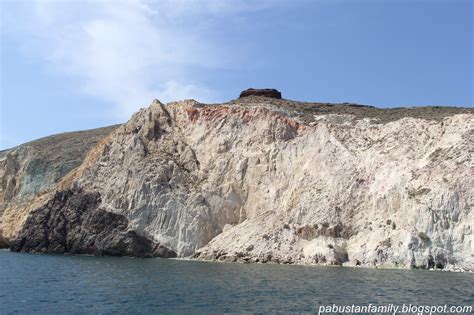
1;0;472;149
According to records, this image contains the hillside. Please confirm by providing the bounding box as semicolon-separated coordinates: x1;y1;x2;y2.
0;125;120;246
1;92;473;270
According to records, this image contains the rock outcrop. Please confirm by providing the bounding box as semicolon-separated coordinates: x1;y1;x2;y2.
0;233;9;249
1;95;473;269
11;189;176;257
0;125;120;241
239;88;282;99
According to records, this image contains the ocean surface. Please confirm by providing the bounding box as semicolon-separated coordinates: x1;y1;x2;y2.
0;250;473;314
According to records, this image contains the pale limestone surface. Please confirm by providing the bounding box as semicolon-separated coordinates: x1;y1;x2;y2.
1;98;472;270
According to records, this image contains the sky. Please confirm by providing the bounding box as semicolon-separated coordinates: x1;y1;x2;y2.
0;0;472;149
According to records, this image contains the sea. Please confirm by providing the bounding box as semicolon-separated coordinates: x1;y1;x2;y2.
0;250;473;314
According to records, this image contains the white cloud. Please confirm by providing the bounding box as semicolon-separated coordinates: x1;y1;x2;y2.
2;0;279;119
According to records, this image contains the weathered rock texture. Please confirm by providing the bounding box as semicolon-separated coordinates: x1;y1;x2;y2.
239;88;282;99
0;125;120;242
1;96;473;270
0;233;8;249
11;189;175;257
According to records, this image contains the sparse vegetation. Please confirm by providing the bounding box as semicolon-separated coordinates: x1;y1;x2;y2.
418;232;431;243
380;238;392;248
296;222;355;240
228;96;474;125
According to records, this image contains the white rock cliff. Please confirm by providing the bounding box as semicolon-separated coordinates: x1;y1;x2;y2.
1;95;472;270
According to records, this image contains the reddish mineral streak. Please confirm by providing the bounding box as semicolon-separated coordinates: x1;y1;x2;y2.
184;105;305;133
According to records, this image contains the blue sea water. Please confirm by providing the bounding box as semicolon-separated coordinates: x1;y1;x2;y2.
0;250;473;314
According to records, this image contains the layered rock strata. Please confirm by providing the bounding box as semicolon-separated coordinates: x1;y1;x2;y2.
1;95;472;270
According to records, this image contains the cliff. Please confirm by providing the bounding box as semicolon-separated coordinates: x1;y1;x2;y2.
0;126;120;245
1;93;472;271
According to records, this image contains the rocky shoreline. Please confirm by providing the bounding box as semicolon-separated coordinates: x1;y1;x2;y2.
190;247;472;272
2;247;471;273
11;189;176;258
188;256;473;273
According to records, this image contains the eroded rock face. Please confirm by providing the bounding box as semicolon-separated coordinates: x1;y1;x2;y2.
11;189;176;258
0;125;120;241
0;233;9;249
1;96;473;269
239;88;282;99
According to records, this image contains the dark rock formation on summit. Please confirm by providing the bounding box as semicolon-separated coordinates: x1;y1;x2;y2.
11;189;176;258
239;88;282;99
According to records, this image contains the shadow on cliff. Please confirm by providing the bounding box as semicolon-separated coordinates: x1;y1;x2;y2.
10;188;176;258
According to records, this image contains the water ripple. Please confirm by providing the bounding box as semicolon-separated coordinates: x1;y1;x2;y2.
0;251;472;313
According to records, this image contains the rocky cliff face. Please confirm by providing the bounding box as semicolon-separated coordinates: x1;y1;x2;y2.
1;94;472;270
11;189;176;257
0;126;119;246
